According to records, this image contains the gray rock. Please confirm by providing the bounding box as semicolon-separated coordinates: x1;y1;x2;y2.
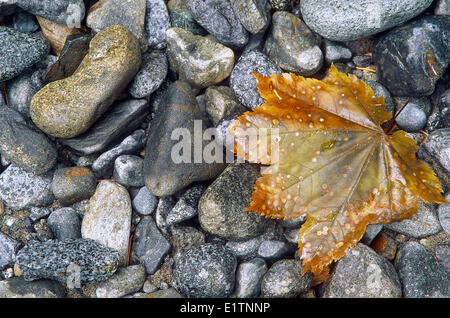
132;217;171;274
174;243;237;297
0;27;49;82
29;207;52;223
423;128;450;174
6;70;42;117
198;163;269;241
0;278;65;298
366;80;395;114
166;185;205;226
62;99;149;156
166;28;235;88
434;0;450;15
12;11;39;33
169;9;206;36
300;0;434;41
261;259;312;298
113;155;145;188
374;16;449;96
81;180;132;266
93;265;146;298
71;200;89;219
438;192;450;235
243;32;266;53
323;39;352;64
395;241;449;297
226;237;262;261
47;207;81;240
230;50;281;109
385;200;442;238
393;97;430;132
230;0;271;34
434;244;450;275
0;164;54;211
257;240;289;260
264;11;323;75
0;106;57;175
170;225;205;253
0;231;21;270
0;1;17;17
16;239;119;285
92;129;147;178
16;0;85;25
145;0;171;49
132;186;159;216
129;51;168;98
233;258;267;298
361;224;383;245
51;167;97;206
205;86;246;126
323;243;402;298
155;196;176;235
185;0;249;48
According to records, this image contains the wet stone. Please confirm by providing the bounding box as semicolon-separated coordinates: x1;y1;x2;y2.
113;155;145;188
257;240;289;260
12;11;39;33
233;258;267;298
174;243;237;298
230;50;281;109
323;39;352;65
361;224;383;245
132;186;158;216
184;0;249;48
30;25;141;138
15;239;119;285
169;225;205;253
166;185;205;226
16;0;85;25
145;0;171;49
0;278;65;298
29;207;52;223
51;167;97;206
374;16;450;97
205;85;246;126
155;196;176;235
169;9;206;36
6;69;44;117
47;207;81;240
366;81;395;114
229;0;271;34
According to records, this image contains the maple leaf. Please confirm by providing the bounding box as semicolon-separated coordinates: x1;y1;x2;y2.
228;65;446;275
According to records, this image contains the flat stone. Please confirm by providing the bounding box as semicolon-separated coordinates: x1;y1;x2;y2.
322;243;402;298
205;86;246;126
36;16;83;55
113;155;145;188
0;165;54;211
0;26;50;82
132;186;158;216
261;259;312;298
385;200;442;238
143;81;225;196
132;216;171;274
0;231;21;270
0;106;57;175
174;243;237;297
423;128;450;174
128;51;168;98
184;0;248;48
0;278;65;298
300;0;433;41
15;239;119;285
51;167;97;206
92;265;146;298
81;180;132;266
166;27;235;88
438;192;450;235
16;0;85;25
166;185;206;226
30;25;141;138
395;241;449;297
230;0;271;34
198;163;269;241
47;207;81;240
374;16;449;96
233;258;267;298
29;207;52;223
63;99;148;155
230;50;281;109
145;0;171;49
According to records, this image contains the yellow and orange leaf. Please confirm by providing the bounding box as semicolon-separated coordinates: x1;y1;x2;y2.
228;65;446;275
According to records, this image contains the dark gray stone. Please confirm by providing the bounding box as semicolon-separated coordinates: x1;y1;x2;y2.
366;80;395;114
323;243;402;298
393;101;428;133
233;257;267;298
0;164;54;211
230;50;281;109
226;237;261;261
174;243;237;297
230;0;271;34
438;192;450;235
113;155;145;188
132;217;171;274
51;167;97;206
205;85;246;126
198;163;269;241
0;106;57;175
16;0;85;25
300;0;433;41
16;239;120;285
166;185;205;226
169;9;206;35
92;129;147;178
129;51;168;98
395;241;449;297
146;0;171;49
62;100;149;156
374;16;450;96
324;39;352;64
279;214;306;229
423;128;450;174
132;186;159;216
0;231;21;270
47;207;81;240
170;225;205;253
0;26;50;82
184;0;249;48
264;11;323;75
261;259;311;298
243;32;266;53
12;11;39;33
6;70;42;117
0;278;65;298
0;2;17;16
143;81;225;196
155;196;176;235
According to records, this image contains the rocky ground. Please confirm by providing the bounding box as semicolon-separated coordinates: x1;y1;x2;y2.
0;0;449;298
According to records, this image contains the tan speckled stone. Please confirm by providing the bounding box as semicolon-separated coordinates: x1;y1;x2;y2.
30;25;141;138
